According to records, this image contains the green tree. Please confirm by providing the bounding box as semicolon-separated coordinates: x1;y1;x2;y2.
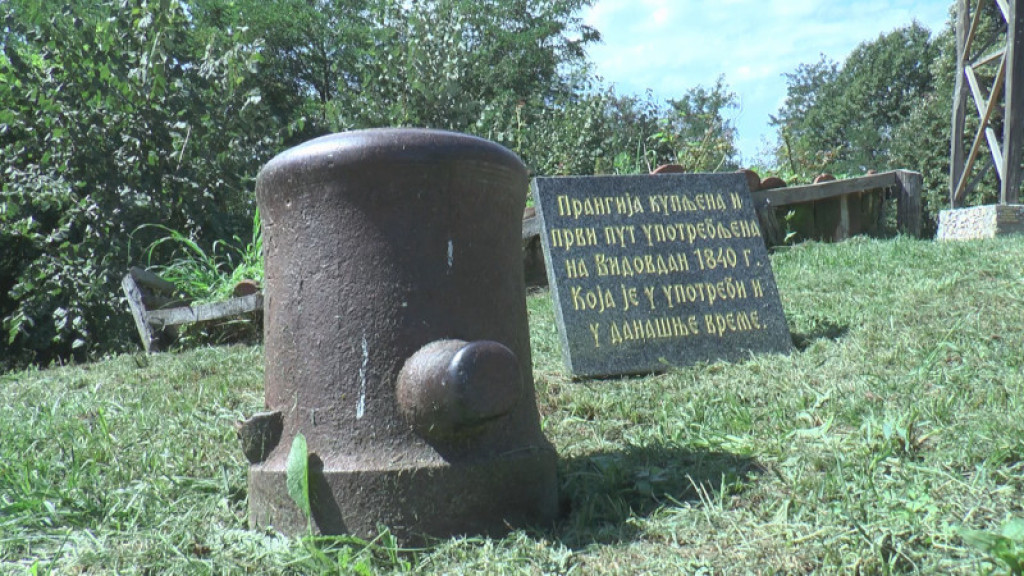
499;73;625;176
653;75;739;172
772;22;938;177
191;0;370;142
338;0;599;132
771;55;840;175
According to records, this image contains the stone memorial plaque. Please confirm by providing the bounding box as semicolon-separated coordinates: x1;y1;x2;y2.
532;173;791;378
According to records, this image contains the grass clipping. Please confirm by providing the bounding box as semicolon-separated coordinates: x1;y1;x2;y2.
286;433;312;533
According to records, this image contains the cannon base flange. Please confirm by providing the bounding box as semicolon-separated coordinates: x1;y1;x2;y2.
248;448;558;544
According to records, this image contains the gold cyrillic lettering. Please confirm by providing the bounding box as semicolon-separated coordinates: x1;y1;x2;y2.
751;279;764;298
557;195;571;217
565;258;589;279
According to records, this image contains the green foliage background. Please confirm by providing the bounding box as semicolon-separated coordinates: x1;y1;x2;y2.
0;0;979;369
1;0;743;369
1;0;278;368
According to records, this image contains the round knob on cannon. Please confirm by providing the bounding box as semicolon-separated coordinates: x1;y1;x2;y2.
396;339;522;441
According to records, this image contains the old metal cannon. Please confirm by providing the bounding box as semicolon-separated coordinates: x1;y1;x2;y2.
241;128;557;543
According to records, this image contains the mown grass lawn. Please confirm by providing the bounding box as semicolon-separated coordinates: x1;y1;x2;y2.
2;236;1023;574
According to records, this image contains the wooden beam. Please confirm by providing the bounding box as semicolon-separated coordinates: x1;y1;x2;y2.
998;0;1012;22
951;0;971;206
895;170;923;238
1001;0;1024;203
986;126;1006;181
965;0;985;57
965;64;986;117
522;213;542;240
121;274;161;353
973;46;1007;68
837;195;851;241
750;172;898;208
147;293;264;328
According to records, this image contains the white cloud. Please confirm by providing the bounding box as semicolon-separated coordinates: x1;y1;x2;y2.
651;6;671;27
581;0;951;163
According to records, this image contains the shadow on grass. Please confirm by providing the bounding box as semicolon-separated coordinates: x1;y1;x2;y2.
551;443;759;547
790;319;849;351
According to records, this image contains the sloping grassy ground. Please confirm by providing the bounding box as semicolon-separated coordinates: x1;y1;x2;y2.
2;236;1023;574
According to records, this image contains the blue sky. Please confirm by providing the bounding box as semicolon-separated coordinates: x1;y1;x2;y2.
580;0;953;166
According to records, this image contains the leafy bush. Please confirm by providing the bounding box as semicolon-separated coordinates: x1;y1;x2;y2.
0;0;278;370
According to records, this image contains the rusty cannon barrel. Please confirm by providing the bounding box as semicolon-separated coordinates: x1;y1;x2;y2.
242;128;557;543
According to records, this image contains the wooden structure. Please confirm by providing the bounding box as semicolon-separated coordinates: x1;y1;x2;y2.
122;267;263;352
950;0;1024;206
751;170;923;240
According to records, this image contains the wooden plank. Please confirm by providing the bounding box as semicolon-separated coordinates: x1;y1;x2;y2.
964;0;984;57
837;195;851;241
121;274;161;353
973;46;1007;68
896;170;923;238
1001;0;1024;203
522;213;542;240
986;126;1006;181
749;172;898;208
147;293;263;327
951;0;970;206
141;292;191;311
965;64;987;118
